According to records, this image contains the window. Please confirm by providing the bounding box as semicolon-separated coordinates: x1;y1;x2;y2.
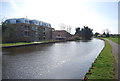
49;24;51;27
25;20;29;24
43;36;45;40
29;21;33;24
5;20;10;24
36;21;39;25
32;32;38;37
35;32;38;37
39;22;42;26
29;20;35;24
45;23;47;27
32;26;38;31
24;25;29;30
43;28;45;31
24;31;29;37
42;23;46;26
43;32;45;35
16;19;21;23
36;32;38;34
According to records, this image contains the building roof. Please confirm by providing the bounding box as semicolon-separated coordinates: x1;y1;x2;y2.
4;18;51;27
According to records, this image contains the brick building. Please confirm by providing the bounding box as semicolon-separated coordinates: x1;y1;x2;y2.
2;18;53;43
52;30;72;40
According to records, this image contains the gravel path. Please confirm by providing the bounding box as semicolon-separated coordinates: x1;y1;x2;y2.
105;39;119;80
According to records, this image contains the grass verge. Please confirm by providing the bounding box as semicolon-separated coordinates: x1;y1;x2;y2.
0;40;57;47
83;39;115;80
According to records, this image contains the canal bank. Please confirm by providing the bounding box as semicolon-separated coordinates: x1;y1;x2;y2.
1;36;92;48
1;40;67;48
105;38;119;80
83;38;115;80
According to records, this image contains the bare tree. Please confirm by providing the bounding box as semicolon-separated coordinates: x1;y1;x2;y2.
67;25;72;33
0;15;7;25
102;28;111;37
59;23;72;33
106;28;111;34
59;23;66;30
102;28;111;34
0;15;7;43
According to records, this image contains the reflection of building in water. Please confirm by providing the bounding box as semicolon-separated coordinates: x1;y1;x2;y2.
3;18;53;43
52;30;72;40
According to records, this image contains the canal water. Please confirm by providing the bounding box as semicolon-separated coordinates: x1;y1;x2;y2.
2;38;104;79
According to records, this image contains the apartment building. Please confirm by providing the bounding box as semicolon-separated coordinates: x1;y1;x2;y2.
2;18;53;43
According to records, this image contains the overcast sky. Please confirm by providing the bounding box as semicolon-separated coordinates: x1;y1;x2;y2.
0;0;119;34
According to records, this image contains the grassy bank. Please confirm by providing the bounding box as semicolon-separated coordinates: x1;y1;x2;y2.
107;37;120;44
1;40;57;47
83;39;115;80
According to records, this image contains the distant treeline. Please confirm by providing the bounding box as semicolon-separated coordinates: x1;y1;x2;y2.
74;26;93;40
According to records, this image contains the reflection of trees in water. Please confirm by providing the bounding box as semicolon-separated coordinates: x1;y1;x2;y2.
75;39;91;42
81;40;91;42
2;43;54;55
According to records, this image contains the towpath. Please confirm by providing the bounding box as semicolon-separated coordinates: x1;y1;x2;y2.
105;39;119;80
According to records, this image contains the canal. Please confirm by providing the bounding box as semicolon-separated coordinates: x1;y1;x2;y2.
2;38;104;79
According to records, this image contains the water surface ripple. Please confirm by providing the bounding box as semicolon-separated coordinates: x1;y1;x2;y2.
2;38;104;79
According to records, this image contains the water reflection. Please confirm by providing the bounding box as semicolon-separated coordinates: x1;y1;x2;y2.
2;43;54;55
2;38;104;79
81;40;91;42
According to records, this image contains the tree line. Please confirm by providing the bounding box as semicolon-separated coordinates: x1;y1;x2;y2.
75;26;93;40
